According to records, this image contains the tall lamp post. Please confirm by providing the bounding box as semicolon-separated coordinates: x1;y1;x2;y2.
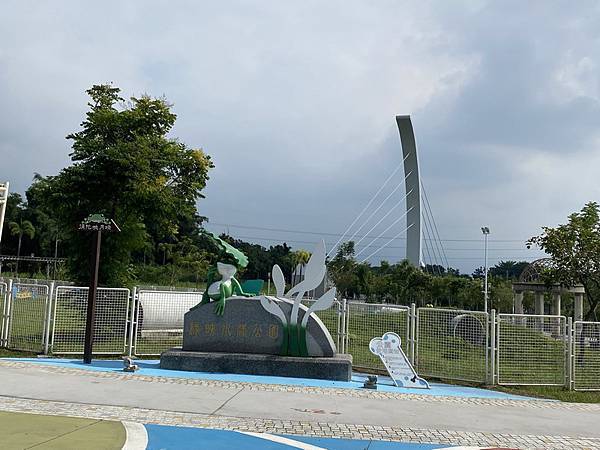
481;227;490;313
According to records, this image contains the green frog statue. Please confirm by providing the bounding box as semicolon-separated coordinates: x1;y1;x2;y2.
196;232;253;316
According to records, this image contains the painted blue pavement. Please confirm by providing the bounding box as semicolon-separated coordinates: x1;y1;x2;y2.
145;424;448;450
5;357;534;400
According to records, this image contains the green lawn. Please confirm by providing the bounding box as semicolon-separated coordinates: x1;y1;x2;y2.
491;385;600;403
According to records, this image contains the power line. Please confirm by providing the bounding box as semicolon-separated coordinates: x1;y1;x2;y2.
207;222;531;243
216;233;536;252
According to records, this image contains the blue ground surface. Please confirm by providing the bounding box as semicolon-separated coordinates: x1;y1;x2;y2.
145;425;448;449
6;357;533;401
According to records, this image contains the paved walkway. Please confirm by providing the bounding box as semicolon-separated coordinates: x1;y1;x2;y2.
0;360;599;449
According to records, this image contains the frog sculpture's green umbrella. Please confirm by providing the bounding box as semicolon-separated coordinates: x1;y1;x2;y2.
197;231;252;315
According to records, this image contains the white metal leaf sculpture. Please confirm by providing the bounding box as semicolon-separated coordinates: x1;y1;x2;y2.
286;240;326;298
259;296;288;326
301;287;336;328
272;264;286;297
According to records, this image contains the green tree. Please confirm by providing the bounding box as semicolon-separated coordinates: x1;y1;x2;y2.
32;84;213;286
489;260;529;280
327;242;360;298
528;202;600;320
291;249;311;285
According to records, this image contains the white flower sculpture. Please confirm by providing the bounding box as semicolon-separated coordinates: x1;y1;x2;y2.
259;240;336;356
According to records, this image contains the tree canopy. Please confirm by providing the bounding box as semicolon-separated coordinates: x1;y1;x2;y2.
29;84;213;285
528;202;600;320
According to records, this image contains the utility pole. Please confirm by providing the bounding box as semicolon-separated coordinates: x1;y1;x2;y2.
481;227;490;313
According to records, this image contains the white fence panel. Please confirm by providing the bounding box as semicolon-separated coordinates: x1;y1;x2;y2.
346;302;410;372
573;321;600;391
51;286;130;354
416;308;489;383
0;282;8;347
134;290;203;355
7;283;49;352
497;314;566;386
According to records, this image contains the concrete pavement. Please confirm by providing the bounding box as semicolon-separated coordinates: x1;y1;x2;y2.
0;360;599;449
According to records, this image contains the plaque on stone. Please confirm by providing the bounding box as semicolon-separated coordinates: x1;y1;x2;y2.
182;296;336;357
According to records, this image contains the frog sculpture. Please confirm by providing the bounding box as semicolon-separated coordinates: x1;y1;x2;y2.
195;232;253;316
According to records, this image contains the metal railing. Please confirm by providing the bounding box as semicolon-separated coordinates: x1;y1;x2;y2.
0;281;8;347
573;321;600;391
345;302;410;372
416;307;489;383
133;289;204;355
50;286;130;354
7;283;50;353
0;276;598;391
496;314;567;386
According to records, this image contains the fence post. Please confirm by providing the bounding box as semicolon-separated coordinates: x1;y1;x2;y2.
345;299;350;354
339;298;346;354
489;309;496;385
414;306;420;371
0;279;11;347
127;287;138;357
5;279;14;347
567;316;573;390
410;303;416;365
43;281;55;355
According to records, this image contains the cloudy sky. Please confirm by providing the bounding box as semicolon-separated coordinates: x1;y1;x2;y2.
1;1;599;273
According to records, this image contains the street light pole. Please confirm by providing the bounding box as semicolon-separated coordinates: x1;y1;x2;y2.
481;227;490;313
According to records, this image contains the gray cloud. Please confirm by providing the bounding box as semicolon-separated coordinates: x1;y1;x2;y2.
1;1;599;273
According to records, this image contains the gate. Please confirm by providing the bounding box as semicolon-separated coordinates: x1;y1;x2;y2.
416;308;488;383
497;314;566;385
50;286;130;354
133;290;203;355
346;302;410;372
573;321;600;391
6;283;50;352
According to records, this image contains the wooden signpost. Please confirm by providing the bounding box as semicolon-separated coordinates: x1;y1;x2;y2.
78;214;120;364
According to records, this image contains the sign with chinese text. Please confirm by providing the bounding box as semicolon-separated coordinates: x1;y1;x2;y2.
369;332;429;389
78;214;121;233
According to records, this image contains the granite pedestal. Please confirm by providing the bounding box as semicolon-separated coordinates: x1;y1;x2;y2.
160;349;352;381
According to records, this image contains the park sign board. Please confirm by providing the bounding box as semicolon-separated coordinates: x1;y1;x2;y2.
78;214;121;233
77;213;120;364
369;332;429;389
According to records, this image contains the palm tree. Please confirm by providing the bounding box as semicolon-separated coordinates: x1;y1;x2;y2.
292;249;311;286
9;220;35;275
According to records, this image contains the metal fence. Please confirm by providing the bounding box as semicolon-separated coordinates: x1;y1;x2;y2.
50;286;130;354
346;302;410;372
1;276;599;391
133;290;204;355
0;281;8;347
497;314;567;386
7;283;50;353
415;307;489;383
573;321;600;391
